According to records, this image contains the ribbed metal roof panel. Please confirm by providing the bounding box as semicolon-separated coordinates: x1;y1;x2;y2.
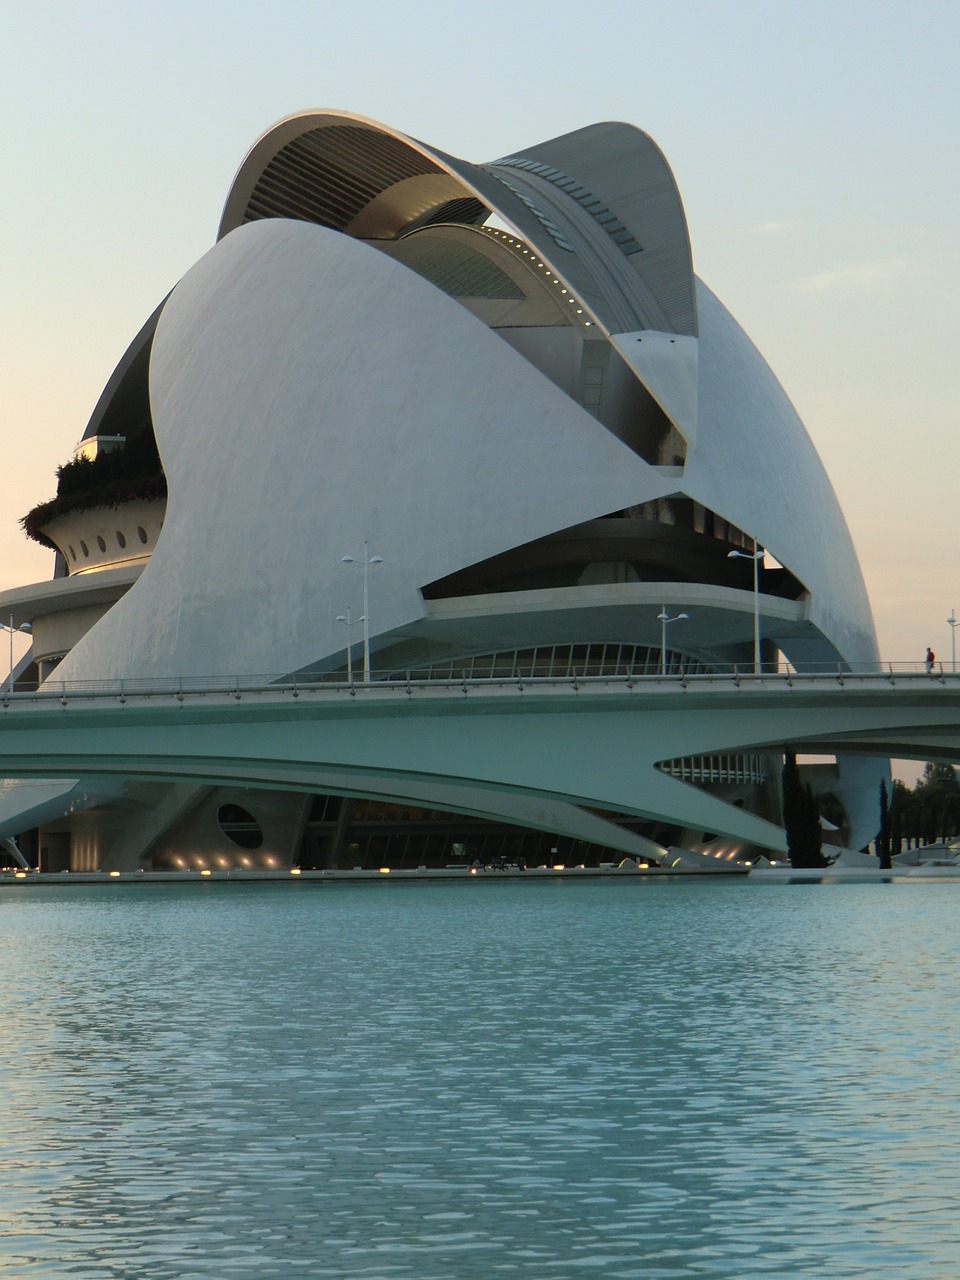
507;122;696;337
235;124;443;232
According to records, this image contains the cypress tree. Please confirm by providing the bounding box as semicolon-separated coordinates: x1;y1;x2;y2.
890;781;905;857
782;752;802;864
802;778;825;867
782;753;827;868
877;780;892;869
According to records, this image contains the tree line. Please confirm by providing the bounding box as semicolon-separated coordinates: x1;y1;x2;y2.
888;764;960;852
781;756;960;869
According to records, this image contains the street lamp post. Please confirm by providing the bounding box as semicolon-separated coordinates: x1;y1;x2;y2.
340;542;383;683
656;607;688;676
335;607;364;684
1;616;31;692
948;611;959;673
728;543;764;674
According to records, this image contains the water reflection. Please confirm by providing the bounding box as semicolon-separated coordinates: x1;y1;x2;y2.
0;880;958;1277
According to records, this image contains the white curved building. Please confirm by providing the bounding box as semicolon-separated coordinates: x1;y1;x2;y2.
0;111;883;871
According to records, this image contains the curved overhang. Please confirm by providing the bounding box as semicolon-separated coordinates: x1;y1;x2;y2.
0;563;143;624
79;299;166;445
217;110;696;347
0;564;144;670
36;110;695;478
217;110;484;244
490;120;697;337
414;580;833;670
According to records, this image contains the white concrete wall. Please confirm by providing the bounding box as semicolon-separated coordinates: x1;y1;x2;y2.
55;220;675;682
684;281;879;668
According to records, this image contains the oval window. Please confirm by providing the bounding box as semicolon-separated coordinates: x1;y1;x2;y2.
117;531;126;548
217;803;263;850
96;535;106;552
137;526;148;544
68;545;76;561
80;540;89;557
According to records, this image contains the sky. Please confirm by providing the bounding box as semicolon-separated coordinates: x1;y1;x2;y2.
2;0;958;689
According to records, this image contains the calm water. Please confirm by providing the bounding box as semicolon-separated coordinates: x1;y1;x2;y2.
0;878;958;1279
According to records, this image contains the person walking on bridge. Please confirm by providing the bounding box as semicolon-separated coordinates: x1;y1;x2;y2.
926;646;936;675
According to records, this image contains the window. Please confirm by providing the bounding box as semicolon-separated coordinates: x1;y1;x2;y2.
217;804;263;850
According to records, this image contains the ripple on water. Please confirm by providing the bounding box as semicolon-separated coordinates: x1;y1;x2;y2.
0;879;959;1278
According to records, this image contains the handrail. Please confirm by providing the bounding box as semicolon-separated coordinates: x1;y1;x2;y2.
0;663;958;707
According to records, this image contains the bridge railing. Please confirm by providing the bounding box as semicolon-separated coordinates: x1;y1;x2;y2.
0;660;956;706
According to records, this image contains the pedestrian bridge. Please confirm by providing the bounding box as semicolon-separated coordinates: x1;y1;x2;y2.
0;666;958;861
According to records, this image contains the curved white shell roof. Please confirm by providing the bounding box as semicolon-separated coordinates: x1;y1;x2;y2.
218;110;697;342
57;219;677;679
52;109;877;685
688;281;877;666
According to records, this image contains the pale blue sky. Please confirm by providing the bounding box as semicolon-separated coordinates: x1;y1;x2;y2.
2;0;958;676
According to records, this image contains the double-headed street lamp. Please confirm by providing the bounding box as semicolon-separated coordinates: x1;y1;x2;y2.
1;616;31;693
340;542;383;683
657;607;688;676
335;607;364;684
728;543;764;675
948;610;959;673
